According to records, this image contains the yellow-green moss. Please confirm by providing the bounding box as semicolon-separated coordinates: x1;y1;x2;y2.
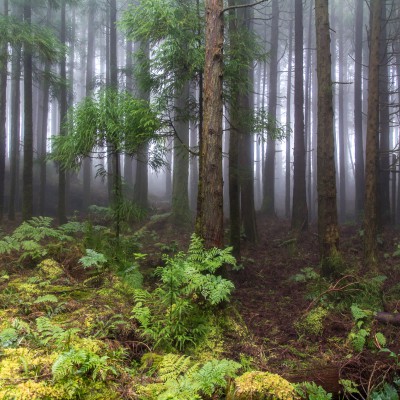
294;307;328;337
228;371;298;400
37;259;63;280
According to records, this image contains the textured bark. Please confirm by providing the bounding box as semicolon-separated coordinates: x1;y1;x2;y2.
378;2;390;225
364;0;381;270
172;81;190;223
262;0;279;216
291;0;308;231
23;0;34;221
58;0;67;224
8;42;21;221
0;0;8;221
315;0;339;274
338;6;346;221
285;16;293;219
354;0;364;220
196;0;224;248
83;0;96;212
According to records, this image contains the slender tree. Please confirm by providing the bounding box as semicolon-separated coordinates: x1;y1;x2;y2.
354;0;364;220
22;0;34;221
364;0;381;270
315;0;340;275
0;0;8;221
262;0;279;215
291;0;308;231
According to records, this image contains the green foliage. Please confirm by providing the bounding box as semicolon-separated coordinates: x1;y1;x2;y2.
51;88;162;171
131;234;236;350
52;348;115;382
295;381;332;400
79;249;107;271
294;307;328;337
35;317;80;351
0;217;73;264
371;382;400;400
0;14;65;62
138;353;240;399
291;267;320;283
228;371;297;400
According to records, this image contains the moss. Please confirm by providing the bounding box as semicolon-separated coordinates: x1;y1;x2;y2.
37;259;63;280
228;371;298;400
294;307;328;337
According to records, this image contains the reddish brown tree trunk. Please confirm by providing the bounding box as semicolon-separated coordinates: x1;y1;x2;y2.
196;0;224;248
315;0;340;275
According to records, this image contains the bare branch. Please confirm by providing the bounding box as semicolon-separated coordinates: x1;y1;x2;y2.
222;0;268;14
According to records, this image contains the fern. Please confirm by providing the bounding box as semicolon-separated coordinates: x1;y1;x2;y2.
79;249;107;270
34;294;59;304
132;235;236;350
0;217;73;263
36;317;80;350
52;348;116;382
141;354;240;400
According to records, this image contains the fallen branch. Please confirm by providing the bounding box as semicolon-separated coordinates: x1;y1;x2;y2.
374;311;400;326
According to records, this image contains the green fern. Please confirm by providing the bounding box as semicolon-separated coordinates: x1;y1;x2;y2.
52;348;116;382
139;354;240;400
34;294;59;304
132;235;236;350
0;217;73;263
36;317;80;350
79;249;107;270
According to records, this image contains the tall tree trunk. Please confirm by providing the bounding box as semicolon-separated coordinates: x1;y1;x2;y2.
23;0;33;221
338;5;346;221
291;0;308;231
196;0;224;247
285;15;293;219
8;42;21;220
58;0;67;224
239;1;258;243
364;0;381;270
262;0;279;215
354;0;364;220
172;81;190;223
133;42;150;210
315;0;340;275
0;0;8;221
378;2;390;225
83;0;96;212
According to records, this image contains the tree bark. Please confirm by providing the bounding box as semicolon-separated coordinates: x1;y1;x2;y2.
196;0;224;248
291;0;308;231
354;0;364;220
0;0;8;221
23;0;34;221
364;0;381;270
172;81;190;223
262;0;279;216
315;0;340;275
58;0;67;224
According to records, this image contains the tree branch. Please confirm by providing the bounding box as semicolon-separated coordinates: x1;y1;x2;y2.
222;0;268;14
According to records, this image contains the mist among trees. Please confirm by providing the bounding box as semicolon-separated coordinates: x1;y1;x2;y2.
1;0;400;398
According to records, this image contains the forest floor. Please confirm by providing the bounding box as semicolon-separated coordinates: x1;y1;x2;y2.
1;212;400;398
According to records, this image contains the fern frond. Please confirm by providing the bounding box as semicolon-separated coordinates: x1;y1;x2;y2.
158;354;193;382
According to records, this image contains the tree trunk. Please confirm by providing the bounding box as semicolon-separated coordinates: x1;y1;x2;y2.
262;0;279;216
58;0;67;224
315;0;340;275
354;0;364;221
8;41;21;221
378;2;390;225
23;0;34;221
83;0;96;212
0;0;8;221
285;15;293;219
338;5;346;221
364;0;381;270
196;0;224;248
291;0;308;231
172;81;190;223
